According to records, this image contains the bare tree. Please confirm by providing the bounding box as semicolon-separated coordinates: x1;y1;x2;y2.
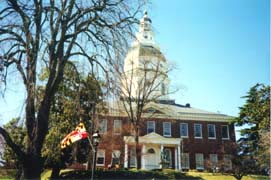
112;55;175;169
0;0;144;179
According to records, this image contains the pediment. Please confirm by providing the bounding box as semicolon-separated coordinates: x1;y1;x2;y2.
142;132;165;139
124;132;181;145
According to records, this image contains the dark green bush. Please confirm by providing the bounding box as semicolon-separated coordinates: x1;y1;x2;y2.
59;169;202;179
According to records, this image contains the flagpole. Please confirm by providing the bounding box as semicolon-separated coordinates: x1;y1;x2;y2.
87;137;95;180
89;101;96;180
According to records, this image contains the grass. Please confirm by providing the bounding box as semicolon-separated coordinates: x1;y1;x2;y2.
41;169;52;180
187;172;270;180
59;169;202;179
0;169;16;180
1;168;270;180
59;169;270;180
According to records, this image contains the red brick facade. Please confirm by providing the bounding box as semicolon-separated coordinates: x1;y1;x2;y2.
96;116;236;170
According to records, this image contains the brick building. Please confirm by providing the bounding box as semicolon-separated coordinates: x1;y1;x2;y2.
96;101;235;171
94;11;236;171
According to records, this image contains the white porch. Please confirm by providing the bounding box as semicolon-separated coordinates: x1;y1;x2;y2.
123;132;182;170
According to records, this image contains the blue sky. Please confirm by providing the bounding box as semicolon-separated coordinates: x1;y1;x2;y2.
149;0;269;115
0;0;270;140
149;0;270;139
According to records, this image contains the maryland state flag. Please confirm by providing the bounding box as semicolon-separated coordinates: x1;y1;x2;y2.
61;123;89;149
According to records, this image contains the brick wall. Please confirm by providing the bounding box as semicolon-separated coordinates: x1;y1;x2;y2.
97;116;236;170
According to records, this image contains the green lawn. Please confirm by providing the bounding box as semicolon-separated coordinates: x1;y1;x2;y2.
41;169;52;180
0;169;16;180
59;169;270;180
1;168;270;180
187;172;269;180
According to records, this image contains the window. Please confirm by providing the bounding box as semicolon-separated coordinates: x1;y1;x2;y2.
180;123;188;138
222;125;230;139
209;154;218;168
99;119;107;133
208;124;216;139
181;153;190;169
113;120;122;134
147;108;156;113
147;121;155;133
195;153;204;170
163;122;171;137
194;124;202;138
129;148;136;167
223;154;232;170
147;148;155;154
96;150;105;166
111;150;121;166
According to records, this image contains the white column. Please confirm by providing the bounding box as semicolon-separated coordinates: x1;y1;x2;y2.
141;144;146;169
175;147;178;170
160;144;164;169
124;143;128;168
178;144;181;171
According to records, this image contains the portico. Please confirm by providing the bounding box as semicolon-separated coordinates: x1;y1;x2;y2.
124;132;182;170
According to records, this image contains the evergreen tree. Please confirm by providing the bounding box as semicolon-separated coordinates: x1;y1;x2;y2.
233;83;270;175
40;64;103;178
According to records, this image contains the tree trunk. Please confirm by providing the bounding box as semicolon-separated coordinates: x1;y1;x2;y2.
21;153;43;180
135;128;141;170
51;166;61;179
15;166;23;180
0;127;43;179
233;174;243;180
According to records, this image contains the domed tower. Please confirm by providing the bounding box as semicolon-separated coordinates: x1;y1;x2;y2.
122;11;170;100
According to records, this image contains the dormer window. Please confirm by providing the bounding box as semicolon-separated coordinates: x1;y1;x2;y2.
147;107;156;113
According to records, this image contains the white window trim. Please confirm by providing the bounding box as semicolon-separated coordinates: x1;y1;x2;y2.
99;119;107;134
195;153;204;170
96;149;105;166
223;154;233;170
222;125;230;140
147;121;155;133
208;124;216;139
113;119;122;134
181;153;190;169
194;124;202;139
163;122;171;137
209;154;218;167
112;150;121;164
180;123;188;138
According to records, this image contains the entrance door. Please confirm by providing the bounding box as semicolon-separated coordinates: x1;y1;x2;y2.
163;148;172;168
144;148;159;170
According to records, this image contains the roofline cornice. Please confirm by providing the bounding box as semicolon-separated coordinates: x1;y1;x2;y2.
99;111;233;123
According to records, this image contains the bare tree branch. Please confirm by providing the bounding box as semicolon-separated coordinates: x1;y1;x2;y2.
0;0;145;178
0;127;25;161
